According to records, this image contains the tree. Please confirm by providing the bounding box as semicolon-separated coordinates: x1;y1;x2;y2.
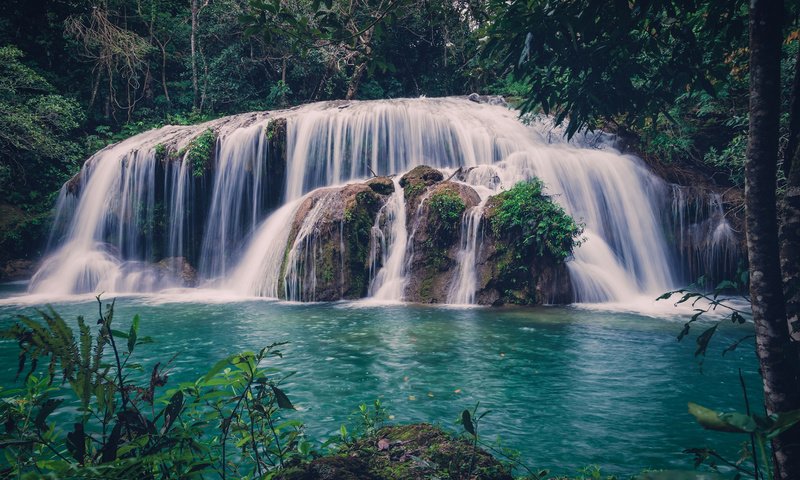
746;0;800;477
485;0;747;137
486;0;800;477
0;46;84;204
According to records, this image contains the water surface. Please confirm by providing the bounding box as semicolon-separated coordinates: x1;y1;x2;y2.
0;285;759;476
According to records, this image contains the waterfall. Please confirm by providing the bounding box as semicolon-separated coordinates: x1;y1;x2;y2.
199;123;268;279
28;97;740;303
447;202;486;305
670;185;741;286
368;177;409;300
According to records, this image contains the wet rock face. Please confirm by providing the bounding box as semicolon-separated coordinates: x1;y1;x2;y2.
155;257;197;287
280;181;389;301
366;176;395;196
404;181;481;303
1;259;36;282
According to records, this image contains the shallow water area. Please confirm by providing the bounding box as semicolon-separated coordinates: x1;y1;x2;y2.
0;285;759;477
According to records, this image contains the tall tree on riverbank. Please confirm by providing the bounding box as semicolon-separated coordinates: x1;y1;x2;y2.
747;0;800;477
487;0;800;477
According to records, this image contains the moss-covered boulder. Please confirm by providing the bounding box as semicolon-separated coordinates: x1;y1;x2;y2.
475;179;580;305
404;181;481;303
279;181;390;301
275;424;514;480
399;165;444;211
367;176;395;196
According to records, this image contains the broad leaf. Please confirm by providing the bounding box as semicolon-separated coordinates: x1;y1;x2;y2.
688;402;748;433
461;409;475;436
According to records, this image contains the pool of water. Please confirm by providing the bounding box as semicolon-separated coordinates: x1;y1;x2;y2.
0;284;760;477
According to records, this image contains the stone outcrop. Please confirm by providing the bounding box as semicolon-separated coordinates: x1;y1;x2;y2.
473;194;573;305
399;165;444;212
280;181;390;301
1;259;37;282
404;180;481;303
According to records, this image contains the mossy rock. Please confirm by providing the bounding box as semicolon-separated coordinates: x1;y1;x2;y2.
279;181;386;301
275;424;514;480
475;180;577;305
404;182;480;303
177;128;217;177
366;176;395;196
399;165;444;208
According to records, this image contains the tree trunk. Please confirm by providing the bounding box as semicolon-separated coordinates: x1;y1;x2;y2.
747;0;800;478
345;26;374;100
191;0;199;109
160;40;172;106
782;46;800;343
345;62;367;100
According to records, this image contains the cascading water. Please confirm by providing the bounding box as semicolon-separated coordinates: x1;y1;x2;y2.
28;97;738;304
447;202;486;305
367;178;409;300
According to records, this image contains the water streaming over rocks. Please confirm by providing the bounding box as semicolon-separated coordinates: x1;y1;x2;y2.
28;97;742;304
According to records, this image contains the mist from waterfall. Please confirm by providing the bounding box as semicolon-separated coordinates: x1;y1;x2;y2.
28;97;722;304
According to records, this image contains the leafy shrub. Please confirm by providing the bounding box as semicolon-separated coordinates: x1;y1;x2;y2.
490;178;583;261
0;298;305;478
183;128;217;177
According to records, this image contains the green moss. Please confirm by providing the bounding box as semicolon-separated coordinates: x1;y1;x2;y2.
482;179;583;304
276;424;514;480
403;181;424;201
182;128;216;177
154;143;168;162
343;190;381;297
428;190;465;246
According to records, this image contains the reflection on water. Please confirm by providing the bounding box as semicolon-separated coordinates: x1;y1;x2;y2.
0;289;759;476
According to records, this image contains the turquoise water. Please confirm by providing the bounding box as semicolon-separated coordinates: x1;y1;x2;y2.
0;284;760;477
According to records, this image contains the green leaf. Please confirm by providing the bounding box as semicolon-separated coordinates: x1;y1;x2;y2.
656;291;675;301
694;324;718;357
271;385;295;409
110;329;129;339
461;409;476;436
66;422;86;463
688;402;748;433
718;412;757;433
202;356;233;383
34;398;62;431
765;409;800;439
162;390;184;432
127;314;139;354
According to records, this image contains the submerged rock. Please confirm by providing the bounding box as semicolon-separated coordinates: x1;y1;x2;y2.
276;423;514;480
155;257;198;287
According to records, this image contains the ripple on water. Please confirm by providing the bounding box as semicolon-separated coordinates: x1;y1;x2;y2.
0;295;759;477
